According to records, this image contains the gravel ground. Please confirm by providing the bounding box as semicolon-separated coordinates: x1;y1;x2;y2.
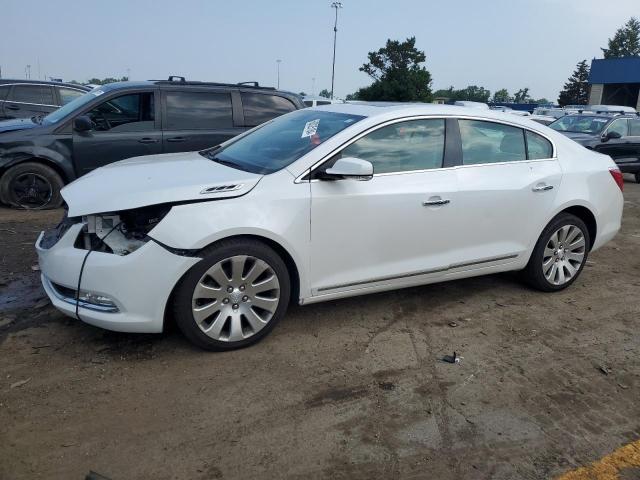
1;178;639;480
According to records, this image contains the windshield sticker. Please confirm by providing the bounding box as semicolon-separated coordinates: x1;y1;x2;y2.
301;119;320;138
91;90;105;96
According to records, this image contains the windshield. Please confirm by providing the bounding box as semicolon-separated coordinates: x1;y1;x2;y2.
200;110;365;174
549;115;610;134
42;89;104;125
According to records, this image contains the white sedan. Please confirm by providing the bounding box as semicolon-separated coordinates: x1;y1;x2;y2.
36;104;624;350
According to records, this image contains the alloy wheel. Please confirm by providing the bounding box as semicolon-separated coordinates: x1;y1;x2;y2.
542;225;586;286
191;255;280;342
11;172;53;209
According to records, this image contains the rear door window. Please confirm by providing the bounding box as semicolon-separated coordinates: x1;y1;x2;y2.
165;91;233;130
459;119;526;165
629;119;640;136
0;85;10;101
241;93;296;127
58;87;85;105
10;85;55;105
526;131;553;159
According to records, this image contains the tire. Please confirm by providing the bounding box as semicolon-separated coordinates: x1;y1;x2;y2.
172;239;291;351
0;162;64;209
523;213;590;292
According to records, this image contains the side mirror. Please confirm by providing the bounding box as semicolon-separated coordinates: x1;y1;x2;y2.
603;130;622;141
324;157;373;181
73;115;93;132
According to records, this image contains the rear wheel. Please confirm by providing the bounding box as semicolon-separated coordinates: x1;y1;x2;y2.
172;239;290;350
0;162;64;209
523;213;590;292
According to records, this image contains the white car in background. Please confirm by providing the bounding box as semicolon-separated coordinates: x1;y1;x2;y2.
36;104;624;350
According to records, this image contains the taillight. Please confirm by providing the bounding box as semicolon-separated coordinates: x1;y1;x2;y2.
609;168;624;192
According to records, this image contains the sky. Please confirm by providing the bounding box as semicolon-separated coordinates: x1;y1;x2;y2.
1;0;638;102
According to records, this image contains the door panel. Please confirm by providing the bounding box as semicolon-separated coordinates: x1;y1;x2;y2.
454;160;561;264
310;171;458;294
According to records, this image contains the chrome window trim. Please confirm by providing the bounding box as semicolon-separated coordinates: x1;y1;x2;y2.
294;114;558;183
0;99;58;108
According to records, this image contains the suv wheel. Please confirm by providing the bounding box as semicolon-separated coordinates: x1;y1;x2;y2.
0;162;64;209
172;239;291;350
523;213;590;292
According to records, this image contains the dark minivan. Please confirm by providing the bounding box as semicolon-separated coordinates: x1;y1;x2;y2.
0;79;90;121
0;77;304;208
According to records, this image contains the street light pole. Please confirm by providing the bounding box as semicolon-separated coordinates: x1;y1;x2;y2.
276;59;281;89
330;2;343;100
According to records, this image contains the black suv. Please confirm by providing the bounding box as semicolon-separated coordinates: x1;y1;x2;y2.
0;77;304;208
0;79;90;121
549;113;640;182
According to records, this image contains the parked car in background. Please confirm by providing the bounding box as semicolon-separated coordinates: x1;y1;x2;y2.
529;115;557;126
0;77;304;208
302;96;343;107
549;113;640;182
454;100;489;109
36;104;623;350
0;80;90;121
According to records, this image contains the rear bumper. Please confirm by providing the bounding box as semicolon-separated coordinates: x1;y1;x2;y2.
36;224;200;333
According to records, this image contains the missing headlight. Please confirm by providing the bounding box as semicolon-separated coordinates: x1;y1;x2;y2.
76;205;172;256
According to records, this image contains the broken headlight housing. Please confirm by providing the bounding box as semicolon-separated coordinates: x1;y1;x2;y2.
77;205;172;256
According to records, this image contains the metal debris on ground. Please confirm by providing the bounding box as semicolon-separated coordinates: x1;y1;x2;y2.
443;352;462;364
10;378;31;389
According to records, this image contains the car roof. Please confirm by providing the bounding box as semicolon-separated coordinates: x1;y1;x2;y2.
309;102;543;125
97;80;300;98
0;79;90;90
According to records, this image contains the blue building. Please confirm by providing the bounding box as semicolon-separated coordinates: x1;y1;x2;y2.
588;57;640;109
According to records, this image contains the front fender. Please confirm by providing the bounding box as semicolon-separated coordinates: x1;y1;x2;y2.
0;141;75;182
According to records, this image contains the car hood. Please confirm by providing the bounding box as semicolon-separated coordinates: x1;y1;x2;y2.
62;151;263;217
0;117;41;133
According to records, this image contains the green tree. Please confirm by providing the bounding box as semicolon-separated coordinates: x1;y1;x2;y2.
557;60;590;106
318;89;331;98
432;85;490;102
513;88;531;103
355;37;432;102
85;76;129;85
455;85;491;102
602;17;640;58
344;92;359;101
492;88;511;103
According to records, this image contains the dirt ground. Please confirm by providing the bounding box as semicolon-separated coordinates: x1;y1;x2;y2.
1;178;639;480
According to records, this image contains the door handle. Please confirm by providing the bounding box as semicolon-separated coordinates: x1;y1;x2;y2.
532;184;554;192
5;104;19;110
422;199;450;206
166;136;186;143
138;138;159;144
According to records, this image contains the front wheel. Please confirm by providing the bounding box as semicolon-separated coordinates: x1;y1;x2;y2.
0;162;64;209
172;239;290;350
523;213;590;292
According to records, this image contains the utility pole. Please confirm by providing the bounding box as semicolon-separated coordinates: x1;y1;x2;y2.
26;64;31;79
276;59;281;89
330;2;343;100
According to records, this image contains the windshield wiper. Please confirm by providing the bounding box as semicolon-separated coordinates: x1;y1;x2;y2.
210;157;246;171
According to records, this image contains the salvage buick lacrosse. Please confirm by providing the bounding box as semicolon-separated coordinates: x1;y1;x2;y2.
36;104;623;350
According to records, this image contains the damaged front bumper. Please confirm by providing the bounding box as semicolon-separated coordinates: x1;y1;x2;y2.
36;222;200;333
